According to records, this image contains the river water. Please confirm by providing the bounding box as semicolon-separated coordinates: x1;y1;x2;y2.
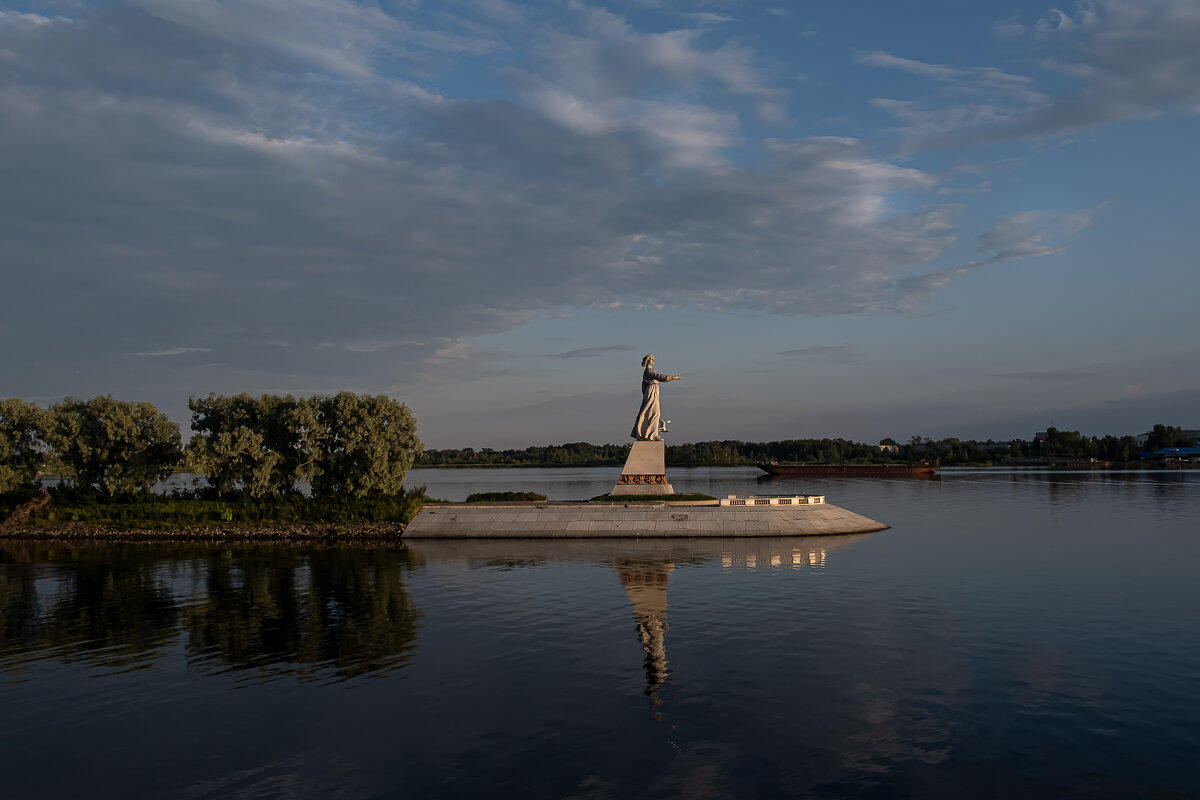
2;467;1198;798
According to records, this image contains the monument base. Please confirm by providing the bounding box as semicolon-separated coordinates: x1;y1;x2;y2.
611;440;674;496
403;501;889;538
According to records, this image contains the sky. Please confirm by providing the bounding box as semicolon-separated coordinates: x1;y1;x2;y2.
2;0;1198;449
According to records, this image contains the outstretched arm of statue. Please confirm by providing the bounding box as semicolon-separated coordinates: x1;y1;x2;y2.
646;368;676;383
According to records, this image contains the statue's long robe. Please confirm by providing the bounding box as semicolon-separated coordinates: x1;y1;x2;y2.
630;367;671;440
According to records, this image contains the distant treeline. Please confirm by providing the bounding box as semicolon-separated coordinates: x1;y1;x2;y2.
418;442;631;467
419;425;1197;468
6;391;1195;501
0;393;422;498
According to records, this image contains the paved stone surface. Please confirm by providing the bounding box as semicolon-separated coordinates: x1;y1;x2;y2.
403;502;888;538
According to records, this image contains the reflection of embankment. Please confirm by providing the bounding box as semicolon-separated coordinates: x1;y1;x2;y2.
0;541;422;681
406;535;871;569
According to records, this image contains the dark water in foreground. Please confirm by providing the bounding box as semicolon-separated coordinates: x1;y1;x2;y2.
2;467;1199;798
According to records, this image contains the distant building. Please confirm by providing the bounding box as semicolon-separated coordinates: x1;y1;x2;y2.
1142;446;1200;463
877;445;899;453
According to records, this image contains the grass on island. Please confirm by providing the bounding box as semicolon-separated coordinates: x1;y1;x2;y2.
589;492;717;503
464;491;547;502
0;485;432;532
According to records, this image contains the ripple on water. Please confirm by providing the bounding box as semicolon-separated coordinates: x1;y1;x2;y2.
1;471;1199;798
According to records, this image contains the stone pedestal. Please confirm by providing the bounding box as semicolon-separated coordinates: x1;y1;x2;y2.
611;440;674;495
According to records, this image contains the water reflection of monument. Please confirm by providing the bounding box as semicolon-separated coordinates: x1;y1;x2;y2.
614;559;673;700
409;536;868;703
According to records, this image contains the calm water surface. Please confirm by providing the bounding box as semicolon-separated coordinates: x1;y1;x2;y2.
2;467;1199;798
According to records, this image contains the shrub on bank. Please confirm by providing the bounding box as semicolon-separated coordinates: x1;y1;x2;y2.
464;491;548;502
0;485;430;531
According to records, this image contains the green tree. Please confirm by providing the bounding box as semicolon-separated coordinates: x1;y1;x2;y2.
1097;435;1139;462
45;396;182;495
0;398;46;492
187;394;321;496
1144;424;1193;451
310;393;422;498
187;424;281;497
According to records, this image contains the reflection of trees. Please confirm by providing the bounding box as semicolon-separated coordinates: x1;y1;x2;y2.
185;546;422;679
0;541;422;681
0;542;45;658
0;542;180;669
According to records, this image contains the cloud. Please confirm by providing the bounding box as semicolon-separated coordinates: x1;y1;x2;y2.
0;0;996;406
128;0;498;77
1012;0;1200;137
996;368;1097;382
778;345;861;365
340;338;415;354
544;4;766;96
132;347;214;357
859;49;1046;148
507;6;787;146
414;341;541;381
855;50;966;82
890;207;1098;311
683;13;736;26
128;0;397;77
1033;8;1080;36
545;345;635;359
0;11;60;27
976;208;1096;258
856;50;1042;99
877;0;1200;149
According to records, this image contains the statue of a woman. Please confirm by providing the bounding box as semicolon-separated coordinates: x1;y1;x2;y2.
630;354;681;441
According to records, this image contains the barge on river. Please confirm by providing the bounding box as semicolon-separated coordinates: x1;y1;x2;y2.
757;461;939;477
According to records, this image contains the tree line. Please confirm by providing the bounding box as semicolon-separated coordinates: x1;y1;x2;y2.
418;442;632;467
5;392;1193;497
0;393;422;497
420;425;1195;468
418;438;945;467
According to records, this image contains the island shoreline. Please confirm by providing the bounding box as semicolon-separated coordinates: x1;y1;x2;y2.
0;521;407;542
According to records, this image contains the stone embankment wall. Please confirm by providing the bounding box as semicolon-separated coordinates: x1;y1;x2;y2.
404;502;887;538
